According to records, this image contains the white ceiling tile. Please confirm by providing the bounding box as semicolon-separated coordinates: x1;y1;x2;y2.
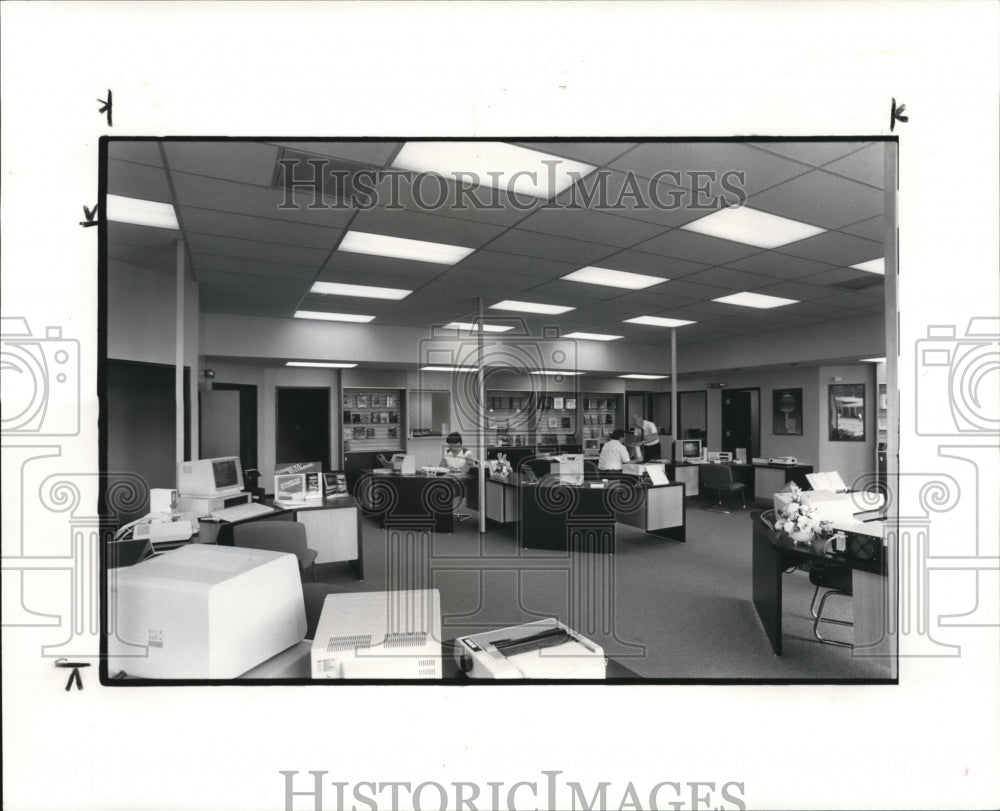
108;159;173;203
749;140;872;166
517;207;667;247
486;230;618;265
749;169;884;230
182;207;343;249
108;141;164;167
164;141;280;185
186;233;329;268
350;206;506;248
633;229;763;265
820;144;885;189
777;231;883;266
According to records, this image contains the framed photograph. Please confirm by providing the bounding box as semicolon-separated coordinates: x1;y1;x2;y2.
829;383;866;441
773;388;803;435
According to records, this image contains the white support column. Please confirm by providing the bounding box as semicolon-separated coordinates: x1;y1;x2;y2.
175;239;185;466
670;327;678;447
477;297;486;535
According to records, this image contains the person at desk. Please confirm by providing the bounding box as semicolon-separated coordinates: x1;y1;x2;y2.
441;432;477;521
631;413;661;462
597;429;631;472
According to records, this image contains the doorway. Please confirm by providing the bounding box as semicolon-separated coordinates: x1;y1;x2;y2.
625;390;671;436
205;382;258;472
276;387;331;470
720;387;760;461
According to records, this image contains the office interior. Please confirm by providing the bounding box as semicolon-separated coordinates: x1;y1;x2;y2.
103;138;896;680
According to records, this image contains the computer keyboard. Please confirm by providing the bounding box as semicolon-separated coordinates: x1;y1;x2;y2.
210;502;275;522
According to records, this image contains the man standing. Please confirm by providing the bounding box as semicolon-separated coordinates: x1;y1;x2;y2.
631;413;661;462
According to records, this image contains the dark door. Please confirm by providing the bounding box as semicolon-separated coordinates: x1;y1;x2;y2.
721;388;760;460
209;382;258;472
276;387;330;470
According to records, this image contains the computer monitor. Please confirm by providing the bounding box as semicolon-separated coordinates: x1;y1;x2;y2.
177;456;244;497
106;544;307;679
674;439;703;462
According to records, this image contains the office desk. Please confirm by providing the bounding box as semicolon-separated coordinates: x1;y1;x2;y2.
751;510;888;657
355;470;468;533
241;638;641;680
196;496;364;579
487;474;685;553
694;461;813;503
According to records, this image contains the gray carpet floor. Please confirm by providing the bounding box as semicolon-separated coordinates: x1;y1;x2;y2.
314;496;894;682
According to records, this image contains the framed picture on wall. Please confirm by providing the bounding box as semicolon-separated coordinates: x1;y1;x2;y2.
773;388;803;436
829;383;866;441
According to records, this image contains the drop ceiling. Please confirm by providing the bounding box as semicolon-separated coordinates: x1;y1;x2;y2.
105;138;888;364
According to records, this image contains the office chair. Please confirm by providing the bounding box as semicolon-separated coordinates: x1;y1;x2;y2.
233;520;319;581
808;563;854;648
583;460;600;479
700;463;746;513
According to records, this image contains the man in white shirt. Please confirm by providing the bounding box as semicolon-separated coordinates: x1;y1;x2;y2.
597;429;631;472
631;414;662;462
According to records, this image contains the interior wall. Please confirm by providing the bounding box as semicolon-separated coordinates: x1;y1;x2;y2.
817;363;878;487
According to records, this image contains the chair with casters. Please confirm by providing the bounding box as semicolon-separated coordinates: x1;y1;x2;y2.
700;464;746;513
808;563;854;648
233;520;319;581
583;460;600;479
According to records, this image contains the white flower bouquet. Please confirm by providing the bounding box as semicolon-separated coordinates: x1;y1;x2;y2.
772;483;834;542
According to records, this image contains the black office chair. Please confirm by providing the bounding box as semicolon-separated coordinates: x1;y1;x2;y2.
808;563;854;648
233;520;319;581
583;460;599;479
700;463;746;513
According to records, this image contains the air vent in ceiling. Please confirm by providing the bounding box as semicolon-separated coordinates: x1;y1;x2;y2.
271;147;378;207
833;276;884;291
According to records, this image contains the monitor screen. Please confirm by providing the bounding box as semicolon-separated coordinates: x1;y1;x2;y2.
676;439;702;461
177;456;245;496
212;459;240;489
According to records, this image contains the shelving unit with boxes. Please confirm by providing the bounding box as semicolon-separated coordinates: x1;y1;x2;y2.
342;388;404;454
484;390;537;448
535;394;578;447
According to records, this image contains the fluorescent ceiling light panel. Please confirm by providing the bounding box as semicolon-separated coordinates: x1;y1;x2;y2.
392;141;596;200
105;194;179;229
860;357;886;363
337;230;474;265
850;258;885;274
712;292;799;309
310;281;411;300
561;266;666;290
286;361;358;368
529;370;584;376
294;310;375;323
564;332;623;341
620;374;669;380
420;365;479;373
682;206;824;248
624;316;696;328
444;321;514;333
490;300;575;315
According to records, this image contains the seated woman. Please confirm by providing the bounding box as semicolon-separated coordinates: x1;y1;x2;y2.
440;432;477;520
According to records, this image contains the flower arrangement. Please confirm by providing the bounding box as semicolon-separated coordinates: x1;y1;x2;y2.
493;453;513;478
773;483;834;542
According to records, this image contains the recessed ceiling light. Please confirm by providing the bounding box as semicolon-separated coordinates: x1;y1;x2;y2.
105;194;179;229
490;300;575;315
310;281;411;300
860;357;886;363
444;321;514;333
624;316;696;328
712;292;799;309
561;266;666;290
420;365;479;373
286;361;358;368
682;206;824;248
619;374;669;380
337;231;474;265
294;310;375;323
850;258;885;275
392;141;596;200
529;370;585;376
564;332;624;341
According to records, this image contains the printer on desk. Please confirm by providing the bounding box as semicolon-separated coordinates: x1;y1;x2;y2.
455;619;606;679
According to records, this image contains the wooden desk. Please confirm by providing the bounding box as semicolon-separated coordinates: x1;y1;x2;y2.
196;496;364;579
355;470;466;533
751;510;889;659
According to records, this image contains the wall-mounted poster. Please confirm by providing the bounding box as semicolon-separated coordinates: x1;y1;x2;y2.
829;383;866;441
773;388;803;436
